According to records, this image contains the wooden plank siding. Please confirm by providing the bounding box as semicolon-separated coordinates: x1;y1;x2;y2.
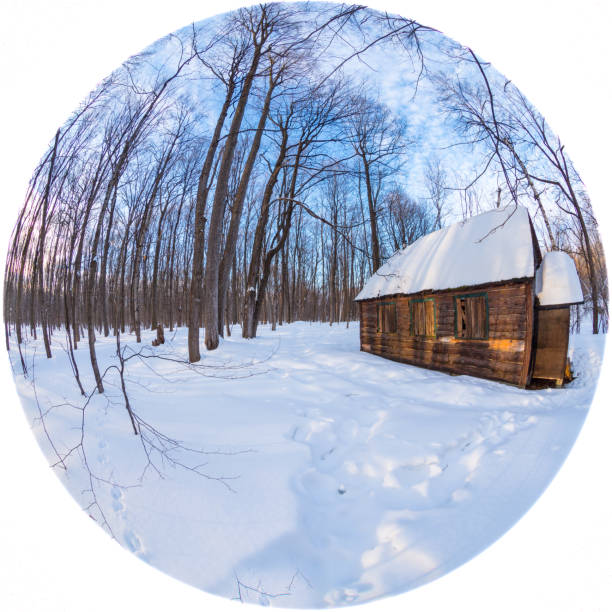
358;280;534;386
532;307;570;385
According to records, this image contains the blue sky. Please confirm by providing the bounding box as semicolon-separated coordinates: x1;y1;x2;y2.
52;1;588;252
131;3;564;236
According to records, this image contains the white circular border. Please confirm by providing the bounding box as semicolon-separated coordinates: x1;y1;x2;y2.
0;1;610;610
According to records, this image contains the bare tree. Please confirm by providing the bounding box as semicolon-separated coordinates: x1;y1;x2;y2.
424;157;447;230
436;49;604;332
348;96;408;272
202;4;281;353
187;22;249;362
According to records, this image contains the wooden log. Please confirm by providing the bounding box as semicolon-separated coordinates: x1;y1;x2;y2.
359;278;534;386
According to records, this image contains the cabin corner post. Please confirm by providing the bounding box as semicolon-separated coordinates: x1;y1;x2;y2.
520;280;535;388
358;301;364;350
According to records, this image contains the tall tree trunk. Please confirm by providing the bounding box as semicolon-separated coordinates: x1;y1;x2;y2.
217;69;275;336
242;130;291;338
187;77;237;362
572;199;599;333
150;193;170;330
203;33;266;351
100;182;118;337
167;192;186;332
252;202;295;337
329;203;338;326
86;259;104;392
361;153;381;271
35;128;61;358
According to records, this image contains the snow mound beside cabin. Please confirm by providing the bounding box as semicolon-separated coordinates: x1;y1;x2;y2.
536;250;584;306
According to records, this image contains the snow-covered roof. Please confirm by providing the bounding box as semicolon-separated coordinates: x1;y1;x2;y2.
535;250;584;306
355;205;536;301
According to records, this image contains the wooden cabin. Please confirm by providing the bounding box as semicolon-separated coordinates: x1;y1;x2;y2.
355;206;584;387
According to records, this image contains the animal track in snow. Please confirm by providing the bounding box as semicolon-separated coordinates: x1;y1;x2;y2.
109;485;147;558
111;485;124;512
124;529;144;555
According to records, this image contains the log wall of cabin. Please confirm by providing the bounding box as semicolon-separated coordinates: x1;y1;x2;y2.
358;280;533;386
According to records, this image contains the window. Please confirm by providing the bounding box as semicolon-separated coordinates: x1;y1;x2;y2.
410;298;436;337
377;302;397;333
455;293;489;339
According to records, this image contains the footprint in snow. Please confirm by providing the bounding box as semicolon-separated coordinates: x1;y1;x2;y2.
111;485;124;512
96;440;110;466
325;582;372;606
111;494;145;559
124;529;144;555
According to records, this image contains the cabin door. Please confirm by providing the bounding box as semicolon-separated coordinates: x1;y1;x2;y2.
532;307;570;386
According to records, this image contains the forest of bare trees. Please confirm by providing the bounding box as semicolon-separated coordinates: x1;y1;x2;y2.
3;2;607;394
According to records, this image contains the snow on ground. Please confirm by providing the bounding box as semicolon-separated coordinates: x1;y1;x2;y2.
9;322;604;608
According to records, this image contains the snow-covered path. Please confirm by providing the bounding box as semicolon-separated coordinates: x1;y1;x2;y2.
11;322;603;607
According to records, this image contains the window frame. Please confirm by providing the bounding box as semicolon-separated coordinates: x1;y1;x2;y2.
376;301;398;334
409;297;437;338
453;291;490;340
